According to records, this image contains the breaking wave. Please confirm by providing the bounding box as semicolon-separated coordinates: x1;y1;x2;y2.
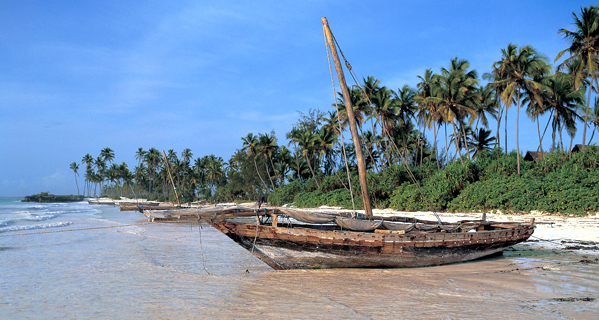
0;221;73;233
24;214;60;221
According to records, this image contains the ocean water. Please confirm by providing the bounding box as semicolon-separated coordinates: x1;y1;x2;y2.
1;198;598;319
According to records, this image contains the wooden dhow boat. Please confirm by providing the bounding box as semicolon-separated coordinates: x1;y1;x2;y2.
210;209;535;270
206;17;534;270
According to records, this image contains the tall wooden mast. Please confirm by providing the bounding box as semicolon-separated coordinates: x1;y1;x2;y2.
322;17;373;216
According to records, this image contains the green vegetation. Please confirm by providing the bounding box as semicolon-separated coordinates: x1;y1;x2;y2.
22;193;84;203
74;6;599;215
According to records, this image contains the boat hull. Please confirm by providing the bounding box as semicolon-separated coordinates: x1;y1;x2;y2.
210;220;534;270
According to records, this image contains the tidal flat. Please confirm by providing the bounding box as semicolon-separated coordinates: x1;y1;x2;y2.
1;200;597;319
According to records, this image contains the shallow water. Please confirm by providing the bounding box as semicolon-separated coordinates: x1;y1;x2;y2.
1;198;598;319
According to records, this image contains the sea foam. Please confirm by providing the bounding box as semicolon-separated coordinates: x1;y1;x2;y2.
0;221;73;233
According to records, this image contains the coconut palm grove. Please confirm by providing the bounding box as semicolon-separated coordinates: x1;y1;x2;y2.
74;6;599;215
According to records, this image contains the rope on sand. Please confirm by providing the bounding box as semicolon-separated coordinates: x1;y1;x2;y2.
529;235;565;244
244;209;261;274
193;213;212;275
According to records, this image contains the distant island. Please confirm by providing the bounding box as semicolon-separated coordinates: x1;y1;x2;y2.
22;192;84;203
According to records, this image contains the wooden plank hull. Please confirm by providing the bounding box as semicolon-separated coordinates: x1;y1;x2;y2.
210;220;535;270
119;205;179;211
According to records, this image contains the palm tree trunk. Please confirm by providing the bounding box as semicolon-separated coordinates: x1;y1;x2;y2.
496;104;503;149
505;105;508;152
303;153;320;189
552;121;557;152
582;56;595;147
433;123;440;170
516;90;521;175
268;155;281;184
418;122;424;167
444;123;450;165
370;118;382;171
589;126;597;145
569;134;574;157
537;118;544;154
74;174;79;195
452;122;465;167
327;156;348;190
559;122;564;150
293;145;301;180
460;122;472;160
252;157;268;189
262;159;276;189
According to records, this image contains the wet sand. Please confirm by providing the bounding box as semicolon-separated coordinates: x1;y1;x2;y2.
66;200;599;319
195;244;597;319
137;218;599;319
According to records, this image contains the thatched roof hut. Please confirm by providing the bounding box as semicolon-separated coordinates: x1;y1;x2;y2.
524;151;548;162
571;144;598;153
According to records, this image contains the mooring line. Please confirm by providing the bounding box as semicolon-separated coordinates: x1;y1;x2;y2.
0;222;152;237
528;235;566;244
194;213;212;275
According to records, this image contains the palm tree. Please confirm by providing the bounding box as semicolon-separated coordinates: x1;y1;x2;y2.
394;85;417;162
241;133;268;189
470;128;496;158
145;148;161;196
100;147;115;164
492;44;551;174
336;87;368;134
81;154;94;196
473;85;498;132
285;127;303;180
133;148;146;196
556;5;599;148
295;128;320;188
206;157;224;192
181;148;193;163
69;162;80;195
135;148;146;165
424;57;478;166
274;146;293;185
257;132;279;188
417;69;444;168
536;73;584;151
369;86;399;166
96;156;106;195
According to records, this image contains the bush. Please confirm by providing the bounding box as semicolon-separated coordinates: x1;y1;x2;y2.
294;188;363;209
389;160;478;211
268;180;305;206
266;147;599;215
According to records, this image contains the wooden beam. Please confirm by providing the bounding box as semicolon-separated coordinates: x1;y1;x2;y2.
322;17;372;216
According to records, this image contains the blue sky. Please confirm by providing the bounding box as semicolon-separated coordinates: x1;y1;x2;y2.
1;0;597;197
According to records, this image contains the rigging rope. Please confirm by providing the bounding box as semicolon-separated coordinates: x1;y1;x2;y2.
194;212;212;275
328;31;443;224
244;209;261;274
